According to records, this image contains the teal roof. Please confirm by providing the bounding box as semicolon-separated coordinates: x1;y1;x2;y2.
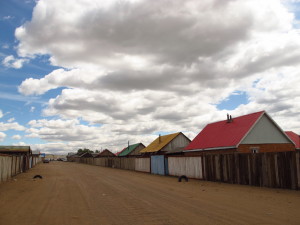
118;143;143;156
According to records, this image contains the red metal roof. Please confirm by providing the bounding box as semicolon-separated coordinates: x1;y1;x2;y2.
185;111;265;150
115;151;123;156
285;131;300;149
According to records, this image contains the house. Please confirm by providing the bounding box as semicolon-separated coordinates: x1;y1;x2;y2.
285;131;300;150
118;143;145;157
140;132;191;155
140;132;191;176
66;152;78;162
115;151;122;156
94;149;115;157
185;111;295;154
79;152;93;158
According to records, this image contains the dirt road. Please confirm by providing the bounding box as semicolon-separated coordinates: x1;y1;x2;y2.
0;162;300;225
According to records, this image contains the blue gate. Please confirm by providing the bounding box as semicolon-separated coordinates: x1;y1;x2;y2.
151;155;168;175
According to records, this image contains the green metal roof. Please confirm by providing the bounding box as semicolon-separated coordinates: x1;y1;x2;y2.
118;143;143;156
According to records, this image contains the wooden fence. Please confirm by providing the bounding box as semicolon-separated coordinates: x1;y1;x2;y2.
76;157;136;171
202;151;300;190
168;156;203;179
135;158;150;173
74;151;300;190
0;155;41;183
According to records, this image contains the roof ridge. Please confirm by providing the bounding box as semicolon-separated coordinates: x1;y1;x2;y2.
141;132;181;153
208;111;265;125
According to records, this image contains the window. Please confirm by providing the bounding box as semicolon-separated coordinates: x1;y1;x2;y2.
250;147;260;153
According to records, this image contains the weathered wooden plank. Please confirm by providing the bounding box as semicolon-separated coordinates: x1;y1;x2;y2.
296;151;300;189
290;152;297;190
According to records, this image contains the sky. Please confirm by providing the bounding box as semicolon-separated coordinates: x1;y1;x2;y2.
1;0;300;154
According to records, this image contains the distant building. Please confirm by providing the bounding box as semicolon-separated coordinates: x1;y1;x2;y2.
140;132;191;155
94;149;115;157
78;152;93;158
118;143;145;157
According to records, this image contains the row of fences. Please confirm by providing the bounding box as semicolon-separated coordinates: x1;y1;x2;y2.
0;155;42;183
73;151;300;190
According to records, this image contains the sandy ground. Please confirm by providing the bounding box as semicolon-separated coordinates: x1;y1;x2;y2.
0;162;300;225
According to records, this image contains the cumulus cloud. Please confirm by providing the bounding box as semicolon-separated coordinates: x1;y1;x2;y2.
2;44;9;49
2;16;14;20
7;118;15;123
0;122;26;131
0;132;6;142
12;135;22;140
25;118;160;152
12;142;27;146
2;55;28;69
13;0;300;152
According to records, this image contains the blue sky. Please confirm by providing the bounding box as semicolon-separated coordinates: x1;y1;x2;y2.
1;0;300;154
0;0;61;146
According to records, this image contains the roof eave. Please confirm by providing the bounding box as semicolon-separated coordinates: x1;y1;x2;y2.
185;145;237;152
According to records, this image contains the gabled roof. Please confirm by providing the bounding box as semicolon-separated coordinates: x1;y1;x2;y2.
140;132;181;153
118;143;144;157
95;149;115;157
115;151;122;156
185;111;265;150
0;146;31;153
285;131;300;149
79;152;93;158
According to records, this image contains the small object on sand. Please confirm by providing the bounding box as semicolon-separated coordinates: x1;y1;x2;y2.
33;175;43;179
178;175;188;182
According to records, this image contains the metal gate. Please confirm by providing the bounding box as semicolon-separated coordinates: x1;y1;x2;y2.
151;155;168;175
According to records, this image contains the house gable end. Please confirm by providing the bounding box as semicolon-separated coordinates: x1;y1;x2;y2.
161;133;191;153
241;114;292;144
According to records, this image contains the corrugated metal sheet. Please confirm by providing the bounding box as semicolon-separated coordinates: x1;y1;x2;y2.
285;131;300;149
135;158;150;173
0;156;12;182
151;155;167;175
140;132;180;153
0;155;30;183
168;157;203;179
185;111;265;150
119;143;144;157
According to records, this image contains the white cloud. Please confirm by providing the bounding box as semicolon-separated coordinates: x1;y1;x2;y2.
30;106;35;112
7;118;15;123
2;44;9;49
0;132;6;142
12;142;27;146
2;16;14;20
25;118;160;152
0;122;26;131
13;0;300;152
2;55;28;69
0;110;3;118
12;135;22;140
